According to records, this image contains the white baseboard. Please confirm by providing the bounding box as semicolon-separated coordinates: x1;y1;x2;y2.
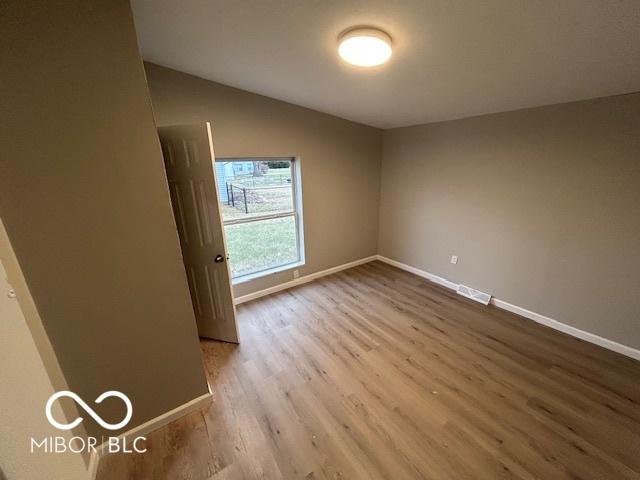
491;298;640;361
89;391;213;479
376;255;459;290
234;255;378;305
86;255;639;480
376;255;640;361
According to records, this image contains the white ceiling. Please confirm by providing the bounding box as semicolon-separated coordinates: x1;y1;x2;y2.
131;0;640;129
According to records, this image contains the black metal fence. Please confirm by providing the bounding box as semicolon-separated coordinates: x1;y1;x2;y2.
226;181;292;215
228;173;290;188
227;183;248;214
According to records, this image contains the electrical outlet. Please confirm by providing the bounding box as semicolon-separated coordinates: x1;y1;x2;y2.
450;255;458;265
293;269;300;279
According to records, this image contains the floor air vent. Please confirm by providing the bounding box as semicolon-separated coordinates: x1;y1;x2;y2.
457;284;492;305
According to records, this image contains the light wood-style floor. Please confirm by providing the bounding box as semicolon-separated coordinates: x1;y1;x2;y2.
97;261;640;480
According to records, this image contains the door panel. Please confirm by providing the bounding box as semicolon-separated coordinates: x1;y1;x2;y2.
158;123;238;343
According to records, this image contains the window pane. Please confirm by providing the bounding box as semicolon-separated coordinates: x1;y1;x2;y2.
224;216;298;277
216;160;293;222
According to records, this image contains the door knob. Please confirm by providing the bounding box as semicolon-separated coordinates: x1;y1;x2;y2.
214;254;224;263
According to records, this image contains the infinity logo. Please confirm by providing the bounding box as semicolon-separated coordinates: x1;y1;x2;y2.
45;391;133;431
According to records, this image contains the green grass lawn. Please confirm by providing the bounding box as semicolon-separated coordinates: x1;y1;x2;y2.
219;166;298;278
225;216;298;278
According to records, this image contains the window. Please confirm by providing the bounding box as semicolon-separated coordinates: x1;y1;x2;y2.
215;158;304;282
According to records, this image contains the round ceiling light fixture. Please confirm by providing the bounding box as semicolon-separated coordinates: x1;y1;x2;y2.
338;27;392;67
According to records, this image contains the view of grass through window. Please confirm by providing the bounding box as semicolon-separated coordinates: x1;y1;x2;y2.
216;159;300;278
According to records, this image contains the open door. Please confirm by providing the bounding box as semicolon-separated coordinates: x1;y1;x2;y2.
158;123;239;343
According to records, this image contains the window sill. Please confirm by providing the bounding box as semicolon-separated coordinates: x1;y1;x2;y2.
231;260;306;286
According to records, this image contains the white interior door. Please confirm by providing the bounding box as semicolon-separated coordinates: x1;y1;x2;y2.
158;123;238;343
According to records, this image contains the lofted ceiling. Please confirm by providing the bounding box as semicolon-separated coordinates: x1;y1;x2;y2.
131;0;640;129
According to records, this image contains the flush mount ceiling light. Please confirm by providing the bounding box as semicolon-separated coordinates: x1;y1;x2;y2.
338;27;392;67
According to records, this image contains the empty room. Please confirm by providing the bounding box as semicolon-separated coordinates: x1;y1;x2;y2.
1;1;639;479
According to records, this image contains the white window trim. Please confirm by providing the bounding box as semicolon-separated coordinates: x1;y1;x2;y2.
217;157;305;284
232;259;305;285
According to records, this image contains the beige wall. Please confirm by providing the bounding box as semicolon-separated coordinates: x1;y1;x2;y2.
0;1;208;437
0;219;88;480
145;63;639;351
144;63;382;297
380;93;640;350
